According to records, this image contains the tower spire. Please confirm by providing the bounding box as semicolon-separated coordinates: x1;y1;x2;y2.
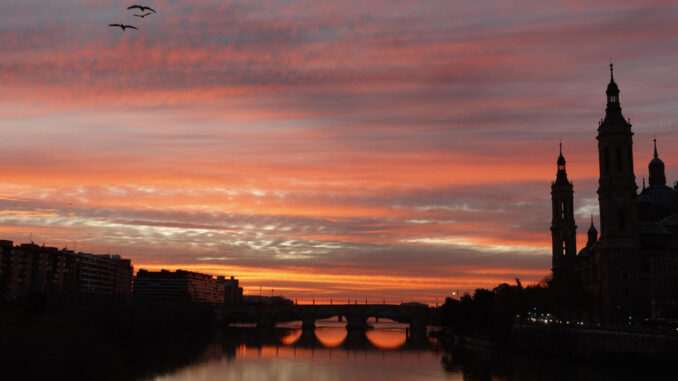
654;136;658;159
649;137;666;187
555;141;568;185
603;63;624;123
587;214;598;247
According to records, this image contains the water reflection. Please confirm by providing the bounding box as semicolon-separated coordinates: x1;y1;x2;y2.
146;323;677;381
315;328;347;348
274;318;421;351
278;329;301;345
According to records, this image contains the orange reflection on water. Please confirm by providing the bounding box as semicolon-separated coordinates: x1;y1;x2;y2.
315;328;347;348
279;329;302;345
365;329;406;349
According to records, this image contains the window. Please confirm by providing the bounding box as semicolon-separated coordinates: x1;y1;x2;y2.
616;145;622;172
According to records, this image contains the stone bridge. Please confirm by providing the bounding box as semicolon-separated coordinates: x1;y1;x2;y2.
221;326;434;351
221;303;435;331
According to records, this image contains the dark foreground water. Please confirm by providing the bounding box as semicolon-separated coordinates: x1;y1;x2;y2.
141;318;675;381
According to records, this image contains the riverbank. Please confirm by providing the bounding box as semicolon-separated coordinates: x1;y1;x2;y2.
0;299;216;380
510;323;678;362
441;323;678;370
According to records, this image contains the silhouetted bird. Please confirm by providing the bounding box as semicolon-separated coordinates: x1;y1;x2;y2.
134;12;152;18
108;23;138;31
127;5;157;13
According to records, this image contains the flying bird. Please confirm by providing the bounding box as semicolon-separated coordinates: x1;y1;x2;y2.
127;5;157;13
108;23;138;31
134;12;152;18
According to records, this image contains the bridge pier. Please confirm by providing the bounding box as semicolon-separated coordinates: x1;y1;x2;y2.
256;314;275;328
346;314;370;330
409;316;427;332
302;317;316;329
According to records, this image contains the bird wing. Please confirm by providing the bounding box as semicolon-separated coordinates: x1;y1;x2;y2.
143;12;151;16
134;14;142;17
126;25;139;30
146;6;157;13
108;23;122;27
127;5;142;10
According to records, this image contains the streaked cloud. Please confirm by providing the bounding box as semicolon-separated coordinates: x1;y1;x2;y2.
2;0;678;302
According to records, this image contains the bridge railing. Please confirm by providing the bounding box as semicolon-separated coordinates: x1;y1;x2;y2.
291;297;431;306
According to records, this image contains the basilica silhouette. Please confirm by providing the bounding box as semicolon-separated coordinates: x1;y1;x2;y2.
551;64;678;323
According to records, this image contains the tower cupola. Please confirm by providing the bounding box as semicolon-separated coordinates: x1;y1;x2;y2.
555;142;569;186
602;63;628;127
606;63;620;104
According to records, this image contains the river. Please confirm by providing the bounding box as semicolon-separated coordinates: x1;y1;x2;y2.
142;318;673;381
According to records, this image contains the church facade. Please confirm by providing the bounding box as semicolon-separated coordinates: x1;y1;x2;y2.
551;65;678;324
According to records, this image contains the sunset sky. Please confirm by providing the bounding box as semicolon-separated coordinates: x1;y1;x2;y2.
2;0;678;303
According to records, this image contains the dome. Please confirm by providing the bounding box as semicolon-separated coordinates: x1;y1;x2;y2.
642;185;678;211
577;241;598;257
587;222;597;235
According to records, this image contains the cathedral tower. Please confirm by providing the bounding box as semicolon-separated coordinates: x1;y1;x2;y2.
551;143;577;271
596;64;640;247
